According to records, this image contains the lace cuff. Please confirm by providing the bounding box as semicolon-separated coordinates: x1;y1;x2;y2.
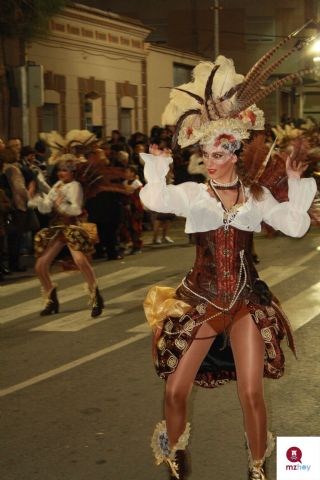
288;177;317;212
140;153;173;183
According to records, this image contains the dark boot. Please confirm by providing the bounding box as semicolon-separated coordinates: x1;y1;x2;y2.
40;286;59;316
168;449;191;479
90;286;104;318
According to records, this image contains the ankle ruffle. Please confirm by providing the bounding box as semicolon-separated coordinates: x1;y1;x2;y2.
151;420;191;465
245;430;275;467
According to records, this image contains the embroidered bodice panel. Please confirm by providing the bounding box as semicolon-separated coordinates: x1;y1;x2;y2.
183;227;258;304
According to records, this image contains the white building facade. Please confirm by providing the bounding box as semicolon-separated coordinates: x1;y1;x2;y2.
25;3;205;143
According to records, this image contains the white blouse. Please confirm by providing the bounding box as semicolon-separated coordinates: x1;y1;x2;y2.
28;180;83;216
139;153;317;238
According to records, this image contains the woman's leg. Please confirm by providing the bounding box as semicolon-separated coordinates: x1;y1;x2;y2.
165;322;217;447
68;248;97;290
69;248;104;317
35;238;64;291
152;219;161;243
229;312;267;460
162;220;169;238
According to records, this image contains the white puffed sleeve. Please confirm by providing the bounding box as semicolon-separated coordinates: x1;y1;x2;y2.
28;181;83;216
58;182;83;216
139;153;200;217
258;177;317;237
28;186;57;214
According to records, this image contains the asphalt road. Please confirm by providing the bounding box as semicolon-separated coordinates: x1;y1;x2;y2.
1;225;320;480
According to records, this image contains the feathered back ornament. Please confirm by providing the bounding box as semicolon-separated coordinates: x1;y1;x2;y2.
239;131;318;203
239;133;270;181
76;158;127;201
40;129;97;164
162;20;318;149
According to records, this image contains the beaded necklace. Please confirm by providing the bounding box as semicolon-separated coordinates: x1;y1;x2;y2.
209;179;245;230
210;175;240;190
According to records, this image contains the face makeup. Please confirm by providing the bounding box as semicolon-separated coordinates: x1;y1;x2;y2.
201;144;237;182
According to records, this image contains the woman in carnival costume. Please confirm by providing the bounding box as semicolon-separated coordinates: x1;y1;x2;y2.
28;130;106;318
139;24;318;480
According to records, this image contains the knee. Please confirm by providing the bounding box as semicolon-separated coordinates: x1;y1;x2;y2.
73;253;87;270
35;258;45;274
165;385;189;409
239;386;264;410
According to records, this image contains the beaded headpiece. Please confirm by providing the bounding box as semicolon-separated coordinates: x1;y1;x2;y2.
162;21;318;150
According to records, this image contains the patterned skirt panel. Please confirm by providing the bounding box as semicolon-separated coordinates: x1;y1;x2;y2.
34;216;95;257
150;227;296;388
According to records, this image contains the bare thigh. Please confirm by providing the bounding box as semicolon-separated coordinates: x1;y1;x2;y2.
36;238;64;265
229;312;265;389
166;322;218;396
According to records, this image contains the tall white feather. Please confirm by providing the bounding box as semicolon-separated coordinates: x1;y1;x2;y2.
212;56;243;99
161;56;243;126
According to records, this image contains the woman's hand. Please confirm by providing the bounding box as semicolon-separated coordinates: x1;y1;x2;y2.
149;144;172;157
286;153;308;179
54;192;64;207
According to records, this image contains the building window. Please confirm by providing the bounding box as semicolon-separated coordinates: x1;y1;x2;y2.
304;92;320;118
245;17;275;43
42;103;59;132
120;108;132;139
84;94;103;137
173;63;193;87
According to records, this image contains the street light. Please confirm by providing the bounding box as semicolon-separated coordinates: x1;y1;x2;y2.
311;39;320;52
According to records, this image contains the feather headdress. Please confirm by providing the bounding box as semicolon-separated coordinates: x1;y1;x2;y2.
40;129;127;200
39;129;97;164
162;21;318;149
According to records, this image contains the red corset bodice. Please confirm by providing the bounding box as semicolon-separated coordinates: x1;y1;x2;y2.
177;227;259;306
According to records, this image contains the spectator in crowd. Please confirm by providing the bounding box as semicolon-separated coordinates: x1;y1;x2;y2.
121;165;144;254
131;142;147;182
108;129;132;157
85;149;126;260
20;146;37;195
99;141;111;164
108;129;126;147
117;150;130;167
1;147;29;271
0;137;5;151
0;152;11;280
34;139;48;168
7;137;22;161
128;131;148;150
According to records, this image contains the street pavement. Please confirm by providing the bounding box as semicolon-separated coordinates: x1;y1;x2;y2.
1;222;320;480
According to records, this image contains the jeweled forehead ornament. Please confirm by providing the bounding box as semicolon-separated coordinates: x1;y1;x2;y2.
162;20;319;151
